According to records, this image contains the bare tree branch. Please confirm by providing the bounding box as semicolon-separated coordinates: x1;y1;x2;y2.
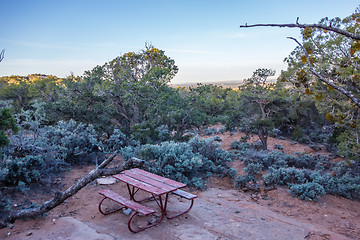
0;152;145;229
0;49;4;62
240;23;360;41
288;37;360;109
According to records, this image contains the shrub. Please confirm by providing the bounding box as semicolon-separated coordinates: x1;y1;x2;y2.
235;144;360;200
231;141;250;151
0;155;45;186
43;120;102;165
106;128;139;151
270;128;281;137
263;167;310;186
291;125;305;142
203;127;218;136
289;182;326;201
0;117;103;187
156;125;171;141
120;136;237;189
274;144;284;150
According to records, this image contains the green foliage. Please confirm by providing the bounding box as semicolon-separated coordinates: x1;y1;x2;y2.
235;146;360;200
0;107;19;148
279;8;360;161
120;136;237;189
289;182;326;201
336;130;360;162
291;125;305;141
274;144;284;150
263;167;310;186
188;84;231;118
0;155;45;186
0;110;102;187
43;120;101;165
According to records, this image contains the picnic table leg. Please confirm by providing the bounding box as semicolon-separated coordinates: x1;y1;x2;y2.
166;198;195;219
127;184;157;203
127;211;164;233
98;196;126;215
150;193;169;216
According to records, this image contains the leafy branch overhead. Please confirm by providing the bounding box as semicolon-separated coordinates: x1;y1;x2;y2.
240;12;360;110
240;10;360;126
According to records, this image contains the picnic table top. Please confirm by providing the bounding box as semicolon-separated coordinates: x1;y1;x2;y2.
113;168;187;196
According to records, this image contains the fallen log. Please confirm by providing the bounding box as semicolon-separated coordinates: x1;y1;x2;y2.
0;151;145;229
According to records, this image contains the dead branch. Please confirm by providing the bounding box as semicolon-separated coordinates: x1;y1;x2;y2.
0;49;4;62
0;151;145;229
288;37;360;109
240;23;360;41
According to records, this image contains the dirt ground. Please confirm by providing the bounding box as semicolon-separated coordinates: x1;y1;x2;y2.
1;130;360;240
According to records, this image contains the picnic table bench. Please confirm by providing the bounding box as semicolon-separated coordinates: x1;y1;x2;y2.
98;168;197;233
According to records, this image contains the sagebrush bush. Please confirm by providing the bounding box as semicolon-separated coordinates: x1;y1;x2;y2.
289;182;326;201
0;117;103;187
120;136;237;189
263;167;310;186
274;144;284;150
235;146;360;200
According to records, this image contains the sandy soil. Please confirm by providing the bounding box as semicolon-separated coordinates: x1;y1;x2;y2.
1;130;360;240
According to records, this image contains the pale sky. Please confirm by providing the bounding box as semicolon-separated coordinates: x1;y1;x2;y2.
0;0;358;84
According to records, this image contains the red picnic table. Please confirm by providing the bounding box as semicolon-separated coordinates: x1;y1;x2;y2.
98;168;197;233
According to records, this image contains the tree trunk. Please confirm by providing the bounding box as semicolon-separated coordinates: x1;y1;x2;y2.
0;152;145;229
258;128;268;150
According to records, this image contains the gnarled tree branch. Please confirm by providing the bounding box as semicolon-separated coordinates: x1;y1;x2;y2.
287;37;360;109
0;49;4;62
0;151;145;229
240;23;360;41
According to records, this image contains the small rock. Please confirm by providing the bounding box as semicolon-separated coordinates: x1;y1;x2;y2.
345;222;353;229
123;208;133;216
7;232;11;236
91;215;95;219
26;232;33;236
234;210;240;214
96;177;117;185
147;215;160;225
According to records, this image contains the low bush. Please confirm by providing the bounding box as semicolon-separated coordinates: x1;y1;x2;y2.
120;136;237;189
1;118;103;187
274;144;284;150
235;147;360;201
289;182;326;201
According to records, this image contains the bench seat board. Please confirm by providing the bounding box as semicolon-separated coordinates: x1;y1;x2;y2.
172;189;198;200
99;189;155;215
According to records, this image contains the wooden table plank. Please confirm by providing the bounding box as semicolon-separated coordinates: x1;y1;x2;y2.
129;168;187;189
123;170;177;192
113;174;167;195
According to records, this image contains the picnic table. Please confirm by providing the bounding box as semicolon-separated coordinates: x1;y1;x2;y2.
98;168;197;233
